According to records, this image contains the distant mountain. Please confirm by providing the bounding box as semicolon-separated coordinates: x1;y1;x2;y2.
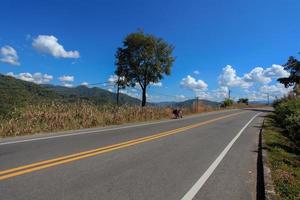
154;99;221;108
0;74;141;116
0;74;61;116
42;84;141;106
249;100;268;104
0;73;220;117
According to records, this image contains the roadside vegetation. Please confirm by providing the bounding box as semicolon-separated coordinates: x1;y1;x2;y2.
263;53;300;199
0;101;216;138
264;112;300;200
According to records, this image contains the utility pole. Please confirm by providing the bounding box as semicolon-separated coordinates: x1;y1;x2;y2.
267;93;270;105
196;96;199;113
116;76;120;106
228;88;231;99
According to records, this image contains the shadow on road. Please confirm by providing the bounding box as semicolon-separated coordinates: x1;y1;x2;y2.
256;120;266;200
242;108;273;112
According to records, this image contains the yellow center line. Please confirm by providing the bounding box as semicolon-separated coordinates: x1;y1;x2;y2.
0;111;244;181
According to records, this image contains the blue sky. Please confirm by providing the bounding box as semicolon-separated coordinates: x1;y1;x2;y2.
0;0;299;102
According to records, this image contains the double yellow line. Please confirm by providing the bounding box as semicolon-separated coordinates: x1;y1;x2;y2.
0;111;244;181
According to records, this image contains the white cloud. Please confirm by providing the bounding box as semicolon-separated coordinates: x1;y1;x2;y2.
211;86;229;100
243;64;289;84
259;83;292;97
176;94;187;101
108;75;118;84
264;64;290;78
243;83;292;101
0;45;20;66
58;75;74;87
195;91;212;99
218;65;252;88
150;82;162;87
219;64;290;88
7;72;53;84
243;67;271;84
180;75;208;91
32;35;80;58
81;82;89;86
193;70;200;75
119;89;139;98
58;75;74;82
62;83;73;87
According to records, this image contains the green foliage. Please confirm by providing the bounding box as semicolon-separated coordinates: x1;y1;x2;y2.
237;98;249;105
0;74;61;117
278;56;300;95
264;117;300;200
274;98;300;142
115;31;175;106
43;85;141;106
222;98;234;107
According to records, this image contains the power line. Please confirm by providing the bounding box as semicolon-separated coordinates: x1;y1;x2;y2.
0;79;198;101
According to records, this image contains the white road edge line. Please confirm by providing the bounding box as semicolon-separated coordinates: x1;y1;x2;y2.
0;109;236;146
181;112;261;200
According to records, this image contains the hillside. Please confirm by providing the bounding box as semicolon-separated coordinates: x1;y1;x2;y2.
42;84;141;105
155;99;221;108
0;74;141;116
0;74;61;116
0;74;220;118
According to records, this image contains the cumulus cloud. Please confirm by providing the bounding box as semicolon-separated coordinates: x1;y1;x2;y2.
58;75;74;87
211;86;229;100
243;67;271;84
264;64;290;78
0;46;20;66
32;35;80;58
108;75;118;84
244;64;289;84
259;83;292;97
180;75;208;91
150;82;162;87
81;82;89;86
58;75;74;82
7;72;53;84
62;83;73;87
218;65;252;88
176;94;187;101
219;64;290;89
119;89;139;98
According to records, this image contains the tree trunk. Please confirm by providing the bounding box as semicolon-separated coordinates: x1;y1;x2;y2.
141;87;147;107
116;86;120;106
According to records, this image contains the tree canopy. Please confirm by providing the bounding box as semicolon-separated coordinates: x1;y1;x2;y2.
237;98;249;105
278;56;300;96
115;31;175;106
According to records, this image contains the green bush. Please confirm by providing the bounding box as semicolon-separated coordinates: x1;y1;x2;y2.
222;98;234;107
274;98;300;142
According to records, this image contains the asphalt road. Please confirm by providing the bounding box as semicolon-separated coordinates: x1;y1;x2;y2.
0;109;268;200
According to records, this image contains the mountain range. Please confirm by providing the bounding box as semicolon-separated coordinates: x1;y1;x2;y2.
0;74;220;116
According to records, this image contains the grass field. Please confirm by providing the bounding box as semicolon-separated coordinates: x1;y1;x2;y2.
263;115;300;200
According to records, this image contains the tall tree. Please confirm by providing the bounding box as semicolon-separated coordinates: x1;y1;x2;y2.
114;67;129;106
278;56;300;96
237;98;249;105
115;31;175;106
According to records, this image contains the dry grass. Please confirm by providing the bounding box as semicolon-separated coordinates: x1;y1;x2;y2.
0;101;213;138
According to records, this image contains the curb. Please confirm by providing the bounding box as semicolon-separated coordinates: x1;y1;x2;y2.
261;120;277;200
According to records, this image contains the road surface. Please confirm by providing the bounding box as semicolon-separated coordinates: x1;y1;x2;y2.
0;109;268;200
